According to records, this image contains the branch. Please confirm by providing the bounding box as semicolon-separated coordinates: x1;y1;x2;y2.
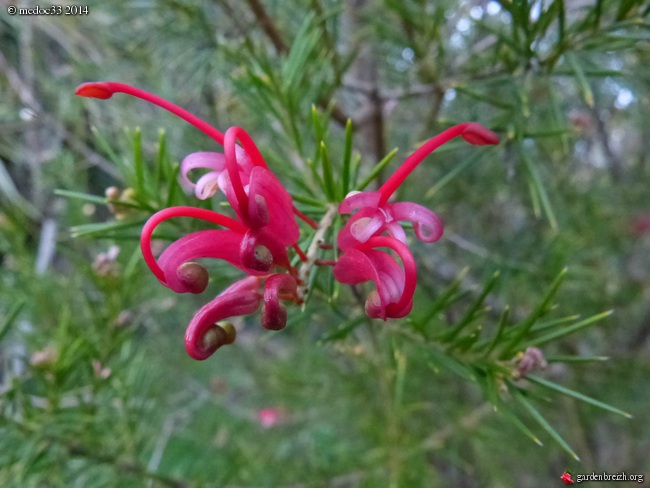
298;205;338;299
242;0;350;127
243;0;288;54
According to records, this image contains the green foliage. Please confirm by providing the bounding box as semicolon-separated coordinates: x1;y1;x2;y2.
1;0;649;486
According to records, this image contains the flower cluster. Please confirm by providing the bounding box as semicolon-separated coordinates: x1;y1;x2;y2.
76;81;498;361
334;123;499;319
77;82;314;360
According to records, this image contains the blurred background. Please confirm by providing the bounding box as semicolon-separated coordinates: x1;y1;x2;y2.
1;0;649;486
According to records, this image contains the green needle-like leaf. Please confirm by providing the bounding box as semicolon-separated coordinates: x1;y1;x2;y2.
501;268;568;356
71;219;146;238
521;149;558;230
481;306;510;358
498;402;544;447
526;375;632;418
341;119;353;197
357;148;398;191
443;271;499;343
525;310;614;347
54;189;110;205
133;127;145;196
0;300;25;343
320;141;336;201
513;388;580;461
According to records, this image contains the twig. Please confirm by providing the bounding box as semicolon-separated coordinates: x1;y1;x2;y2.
421;403;493;450
4;416;190;488
298;205;338;299
241;0;350;127
243;0;288;54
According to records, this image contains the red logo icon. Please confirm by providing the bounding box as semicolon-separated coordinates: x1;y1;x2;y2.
561;470;574;484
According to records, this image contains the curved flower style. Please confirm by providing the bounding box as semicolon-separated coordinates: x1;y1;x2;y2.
334;236;416;320
76;81;308;360
338;123;499;250
335;123;499;320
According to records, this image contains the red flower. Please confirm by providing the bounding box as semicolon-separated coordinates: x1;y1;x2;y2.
76;82;309;360
334;236;416;319
335;123;499;319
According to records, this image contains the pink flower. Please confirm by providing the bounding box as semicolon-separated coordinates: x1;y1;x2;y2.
335;123;499;319
333;236;416;319
257;408;284;428
76;82;309;360
175;272;299;360
338;123;499;249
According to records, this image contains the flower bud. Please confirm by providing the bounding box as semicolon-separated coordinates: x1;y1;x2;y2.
218;321;237;344
177;262;209;294
201;323;236;351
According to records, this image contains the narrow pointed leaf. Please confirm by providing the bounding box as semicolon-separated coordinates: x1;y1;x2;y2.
498;402;544;447
320;141;336;200
0;300;25;343
481;306;510;357
526;375;632;418
525;310;613;347
513;388;580;461
342;118;353;196
357;148;398;191
546;355;609;363
522;149;557;230
443;271;499;343
133;127;145;195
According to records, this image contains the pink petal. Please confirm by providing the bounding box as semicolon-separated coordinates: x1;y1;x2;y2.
184;277;262;360
338;191;382;215
180;152;226;193
364;249;406;318
350;215;384;242
241;228;291;270
262;274;298;331
384;221;407;244
333;248;377;286
390;202;443;242
238;229;274;272
337;208;384;250
365;237;417;317
246;167;299;245
333;246;407;320
157;230;267;294
194;172;222;200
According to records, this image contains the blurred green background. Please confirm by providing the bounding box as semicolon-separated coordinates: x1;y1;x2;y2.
1;0;649;486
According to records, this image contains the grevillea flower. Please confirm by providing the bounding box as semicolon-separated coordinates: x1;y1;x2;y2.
76;82;310;360
338;123;499;250
335;123;499;319
333;236;416;319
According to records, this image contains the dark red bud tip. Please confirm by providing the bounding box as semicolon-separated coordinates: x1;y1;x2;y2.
75;82;114;99
176;262;209;294
461;123;500;146
262;306;287;331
